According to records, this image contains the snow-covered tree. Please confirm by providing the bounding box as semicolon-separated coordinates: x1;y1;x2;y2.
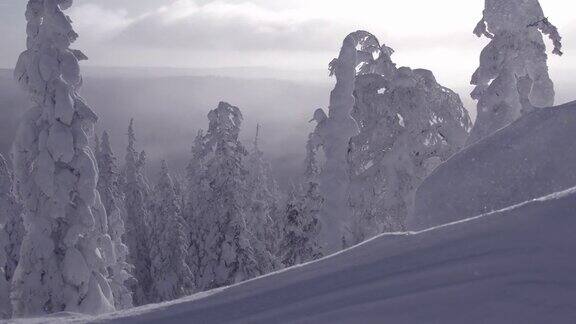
123;119;153;305
11;0;115;315
279;131;324;267
96;131;134;309
149;161;194;302
0;154;23;318
312;31;363;253
346;34;472;243
279;182;323;268
172;172;187;215
0;224;9;318
0;154;24;288
245;125;282;269
308;31;471;246
193;102;265;290
467;0;563;145
184;130;207;288
310;31;412;251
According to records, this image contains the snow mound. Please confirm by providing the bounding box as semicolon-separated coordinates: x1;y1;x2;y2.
409;101;576;231
23;187;576;323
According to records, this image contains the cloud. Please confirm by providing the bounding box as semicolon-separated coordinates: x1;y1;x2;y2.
70;0;483;56
69;4;132;41
109;0;348;51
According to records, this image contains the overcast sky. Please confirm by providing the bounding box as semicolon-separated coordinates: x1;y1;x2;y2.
0;0;575;94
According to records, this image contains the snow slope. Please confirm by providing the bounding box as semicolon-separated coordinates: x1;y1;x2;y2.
17;187;576;324
409;101;576;231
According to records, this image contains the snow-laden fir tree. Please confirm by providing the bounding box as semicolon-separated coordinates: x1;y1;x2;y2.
310;31;407;250
11;0;116;315
95;131;134;310
311;32;362;253
149;161;194;302
467;0;563;145
0;154;24;289
245;125;282;269
279;132;324;267
185;130;207;288
279;182;323;268
172;173;187;216
345;32;472;244
123;119;153;305
193;102;265;290
279;186;304;268
299;134;324;260
0;154;22;318
0;222;9;318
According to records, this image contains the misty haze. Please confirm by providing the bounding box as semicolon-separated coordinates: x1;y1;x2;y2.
0;1;576;323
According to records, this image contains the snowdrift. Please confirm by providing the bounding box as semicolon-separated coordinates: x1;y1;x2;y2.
409;101;576;231
25;188;576;324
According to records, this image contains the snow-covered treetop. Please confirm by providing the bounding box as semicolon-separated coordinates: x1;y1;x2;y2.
15;0;92;117
484;0;544;32
328;30;397;81
205;102;246;155
158;160;174;191
101;131;114;156
127;119;137;157
253;124;261;151
475;0;562;55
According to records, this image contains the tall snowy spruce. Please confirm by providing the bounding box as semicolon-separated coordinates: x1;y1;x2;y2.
149;161;194;302
0;154;23;318
245;125;282;269
346;32;472;243
95;132;134;309
192;102;267;290
184;129;207;288
123;120;153;305
311;31;405;250
11;0;115;315
0;154;24;288
467;0;563;145
309;31;472;247
279;183;323;268
1;153;24;271
279;132;324;267
312;32;361;253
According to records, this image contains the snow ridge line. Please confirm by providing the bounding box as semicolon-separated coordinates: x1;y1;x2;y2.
22;187;576;324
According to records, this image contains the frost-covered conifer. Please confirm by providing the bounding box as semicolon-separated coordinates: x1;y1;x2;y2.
193;102;265;290
96;131;134;309
0;154;22;318
312;32;362;253
279;182;323;268
11;0;115;315
0;228;9;319
279;133;324;267
0;154;24;290
185;130;207;287
467;0;562;145
245;125;281;269
149;161;194;302
311;31;408;251
123;119;153;305
172;173;186;214
345;33;472;243
309;31;471;245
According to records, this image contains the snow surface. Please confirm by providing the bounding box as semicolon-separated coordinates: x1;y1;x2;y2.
409;101;576;231
14;186;576;323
